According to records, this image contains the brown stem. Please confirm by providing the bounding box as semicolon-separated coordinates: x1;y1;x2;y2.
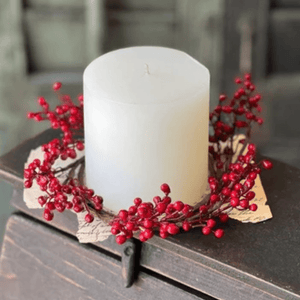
54;156;85;175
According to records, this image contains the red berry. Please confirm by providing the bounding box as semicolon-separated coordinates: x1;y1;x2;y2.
219;94;226;102
210;182;218;192
160;183;171;195
246;112;254;120
139;232;147;242
214;229;224;238
234;183;243;191
248;143;256;152
137;207;147;218
221;187;231;196
116;235;127;245
262;159;273;170
65;202;73;209
182;204;192;215
167;224;180;235
43;209;54;221
235;120;248;128
235;77;242;84
85;213;94;223
207;219;216;228
119;210;128;221
214;105;222;113
222;174;229;183
76;141;84;151
38;196;47;206
144;229;154;239
182;221;192;232
230;197;239;207
249;204;258;211
202;227;211;235
143;219;153;229
128;205;137;215
248;172;257;181
173;201;184;211
53;82;62;91
244;179;254;190
239;199;249;209
159;231;169;239
256;117;264;125
55;202;65;213
27;112;35;119
199;205;208;214
234;92;241;99
245;191;255;200
111;227;120;235
126;222;135;231
134;197;142;206
38;96;46;105
73;204;84;213
236;107;245;115
153;196;162;204
92;195;103;204
156;203;167;214
238;88;245;95
210;194;220;204
162;196;172;205
245;73;251;80
45;202;55;211
219;213;229;223
222;106;233;114
230;190;239;198
24;180;32;189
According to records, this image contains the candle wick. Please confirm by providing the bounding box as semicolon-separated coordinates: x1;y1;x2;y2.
145;63;150;75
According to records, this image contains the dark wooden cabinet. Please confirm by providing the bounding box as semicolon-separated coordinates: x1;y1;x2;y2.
0;130;300;299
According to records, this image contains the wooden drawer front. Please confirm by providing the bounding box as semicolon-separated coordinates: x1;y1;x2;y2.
0;214;205;300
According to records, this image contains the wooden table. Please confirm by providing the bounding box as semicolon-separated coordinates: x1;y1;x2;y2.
0;129;299;300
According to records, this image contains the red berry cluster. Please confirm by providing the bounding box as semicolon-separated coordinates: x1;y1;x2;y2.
209;73;263;175
24;75;273;245
111;145;273;245
25;82;103;222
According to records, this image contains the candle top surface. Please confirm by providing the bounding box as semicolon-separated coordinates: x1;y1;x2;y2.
84;46;209;105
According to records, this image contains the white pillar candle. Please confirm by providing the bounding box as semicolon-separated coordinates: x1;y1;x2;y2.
84;46;209;213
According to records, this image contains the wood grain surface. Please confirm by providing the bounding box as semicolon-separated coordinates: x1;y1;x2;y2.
0;214;205;300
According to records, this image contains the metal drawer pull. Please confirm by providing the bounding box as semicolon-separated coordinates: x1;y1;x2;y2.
122;239;137;288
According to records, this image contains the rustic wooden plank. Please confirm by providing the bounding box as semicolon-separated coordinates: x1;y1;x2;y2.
85;0;106;63
269;9;300;73
107;10;175;24
272;0;300;8
1;130;300;299
0;0;28;154
175;0;225;108
25;0;85;8
0;214;204;300
106;0;175;10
